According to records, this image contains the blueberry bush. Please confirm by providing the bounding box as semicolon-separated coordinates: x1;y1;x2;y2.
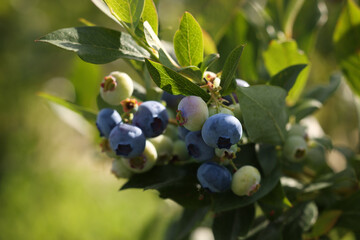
37;0;360;239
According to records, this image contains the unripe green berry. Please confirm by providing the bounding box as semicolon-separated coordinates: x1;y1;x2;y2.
283;135;308;162
177;96;209;131
122;140;157;173
208;106;234;116
149;135;173;159
231;166;261;196
100;71;134;105
111;159;133;179
172;140;189;161
287;124;307;138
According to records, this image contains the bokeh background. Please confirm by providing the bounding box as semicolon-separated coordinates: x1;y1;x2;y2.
0;0;358;239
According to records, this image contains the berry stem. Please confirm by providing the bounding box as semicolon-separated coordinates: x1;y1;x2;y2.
229;159;238;171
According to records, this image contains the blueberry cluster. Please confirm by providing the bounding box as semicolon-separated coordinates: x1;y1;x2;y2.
96;71;262;197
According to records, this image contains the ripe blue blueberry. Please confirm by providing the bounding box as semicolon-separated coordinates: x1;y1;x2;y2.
197;162;232;193
185;131;215;161
161;91;184;109
178;126;190;140
177;96;209;131
96;108;122;138
132;101;169;138
109;123;146;158
201;113;242;149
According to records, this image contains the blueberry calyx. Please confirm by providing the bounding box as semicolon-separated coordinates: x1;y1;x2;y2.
217;137;231;149
129;155;146;170
176;110;186;126
116;144;133;156
150;117;163;135
188;144;200;158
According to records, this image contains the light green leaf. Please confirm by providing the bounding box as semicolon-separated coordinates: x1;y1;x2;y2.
37;27;150;64
142;0;158;34
333;0;360;96
143;21;179;69
91;0;120;24
38;92;97;123
104;0;145;30
202;30;217;56
145;59;210;102
263;39;309;105
135;0;158;39
173;12;204;67
69;58;101;109
220;45;244;96
237;85;287;145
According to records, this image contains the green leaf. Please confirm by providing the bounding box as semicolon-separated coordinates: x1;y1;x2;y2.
216;10;259;81
104;0;145;30
143;21;179;69
121;164;211;208
256;144;278;176
177;66;203;83
256;222;283;240
263;40;309;104
173;12;204;67
220;45;244;96
134;0;158;39
202;30;218;56
333;0;360;96
145;59;210;102
38;92;97;123
212;204;255;239
303;72;341;103
165;207;209;240
37;27;150;64
141;0;158;35
212;161;281;212
91;0;120;24
283;0;305;38
200;53;220;74
289;99;322;121
69;58;101;109
269;64;307;92
305;210;342;238
283;202;318;240
258;181;292;220
237;85;287;145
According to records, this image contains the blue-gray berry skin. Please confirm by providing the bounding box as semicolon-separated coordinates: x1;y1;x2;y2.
201;114;242;149
132;101;169;138
161;91;184;109
197;162;232;193
109;124;146;158
185;131;214;161
178;126;190;140
96;108;122;138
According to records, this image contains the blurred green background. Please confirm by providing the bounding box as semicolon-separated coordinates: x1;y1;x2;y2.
0;0;358;239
